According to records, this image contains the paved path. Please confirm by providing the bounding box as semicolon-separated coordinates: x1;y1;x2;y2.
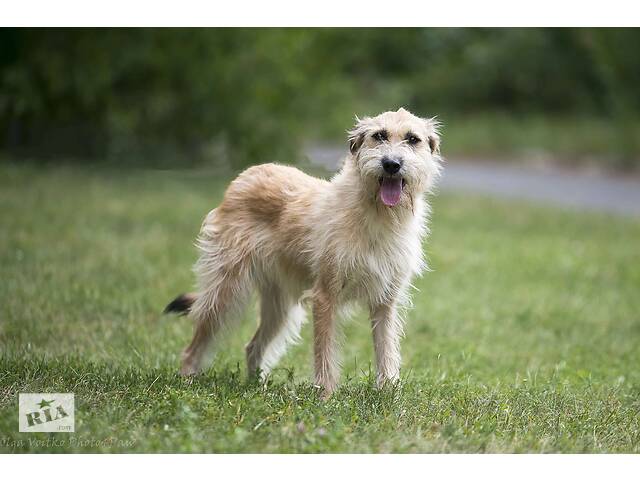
305;146;640;217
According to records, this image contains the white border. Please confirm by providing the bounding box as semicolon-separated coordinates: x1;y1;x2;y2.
1;0;639;26
1;454;640;479
2;0;639;473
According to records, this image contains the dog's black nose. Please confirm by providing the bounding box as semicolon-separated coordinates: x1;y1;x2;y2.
382;157;402;175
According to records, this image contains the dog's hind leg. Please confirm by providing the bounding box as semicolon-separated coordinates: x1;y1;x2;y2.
181;314;215;376
181;227;254;375
245;281;305;377
181;267;252;375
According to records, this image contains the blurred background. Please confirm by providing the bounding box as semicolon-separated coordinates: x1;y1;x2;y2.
1;28;639;171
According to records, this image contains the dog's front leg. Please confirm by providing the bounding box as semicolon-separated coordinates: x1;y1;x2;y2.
370;303;402;388
312;282;340;399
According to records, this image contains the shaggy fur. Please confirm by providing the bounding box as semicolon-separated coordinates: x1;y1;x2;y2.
165;108;442;398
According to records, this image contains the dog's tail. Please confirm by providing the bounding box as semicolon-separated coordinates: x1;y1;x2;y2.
163;292;197;316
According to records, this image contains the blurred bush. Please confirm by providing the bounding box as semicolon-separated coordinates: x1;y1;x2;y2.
1;28;639;168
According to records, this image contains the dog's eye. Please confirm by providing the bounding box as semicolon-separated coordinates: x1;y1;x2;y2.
405;134;421;145
372;130;388;142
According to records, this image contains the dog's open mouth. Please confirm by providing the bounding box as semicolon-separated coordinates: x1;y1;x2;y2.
378;176;405;207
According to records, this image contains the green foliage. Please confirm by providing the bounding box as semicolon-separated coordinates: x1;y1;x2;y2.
1;163;639;452
1;29;640;167
0;29;325;166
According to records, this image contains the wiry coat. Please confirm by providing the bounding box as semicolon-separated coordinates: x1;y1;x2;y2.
172;108;442;397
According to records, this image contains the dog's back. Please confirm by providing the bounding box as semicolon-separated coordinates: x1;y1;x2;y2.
217;163;327;233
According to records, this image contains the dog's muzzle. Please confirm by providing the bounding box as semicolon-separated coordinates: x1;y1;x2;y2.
378;157;405;207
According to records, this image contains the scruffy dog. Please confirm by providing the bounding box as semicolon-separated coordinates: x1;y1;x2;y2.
165;108;442;397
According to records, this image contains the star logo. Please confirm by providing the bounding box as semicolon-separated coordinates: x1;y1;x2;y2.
37;398;55;409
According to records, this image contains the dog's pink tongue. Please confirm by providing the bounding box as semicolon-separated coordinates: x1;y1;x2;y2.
380;177;403;206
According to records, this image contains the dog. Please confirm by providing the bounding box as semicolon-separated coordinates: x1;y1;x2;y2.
165;107;442;398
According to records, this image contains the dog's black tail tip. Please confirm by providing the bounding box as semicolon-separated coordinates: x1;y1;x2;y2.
163;293;196;316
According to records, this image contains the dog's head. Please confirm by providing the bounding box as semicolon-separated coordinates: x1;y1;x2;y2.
347;108;442;208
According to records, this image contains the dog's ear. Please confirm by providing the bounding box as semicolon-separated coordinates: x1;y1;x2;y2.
425;117;441;156
428;133;440;155
349;132;364;155
347;116;368;155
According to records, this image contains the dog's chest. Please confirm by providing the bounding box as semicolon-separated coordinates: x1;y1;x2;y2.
340;229;419;304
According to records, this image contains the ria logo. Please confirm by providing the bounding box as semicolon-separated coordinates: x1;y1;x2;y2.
19;393;75;432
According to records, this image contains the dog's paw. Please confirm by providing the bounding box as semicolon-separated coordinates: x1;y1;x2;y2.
314;384;335;401
180;363;200;377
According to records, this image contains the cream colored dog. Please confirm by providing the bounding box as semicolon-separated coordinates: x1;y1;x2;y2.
165;107;442;397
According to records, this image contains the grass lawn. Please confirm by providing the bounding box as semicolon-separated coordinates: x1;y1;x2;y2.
1;161;639;453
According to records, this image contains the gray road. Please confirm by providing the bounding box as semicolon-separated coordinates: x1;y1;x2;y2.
305;146;640;217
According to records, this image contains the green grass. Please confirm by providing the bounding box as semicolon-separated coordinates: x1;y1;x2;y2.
1;161;639;453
